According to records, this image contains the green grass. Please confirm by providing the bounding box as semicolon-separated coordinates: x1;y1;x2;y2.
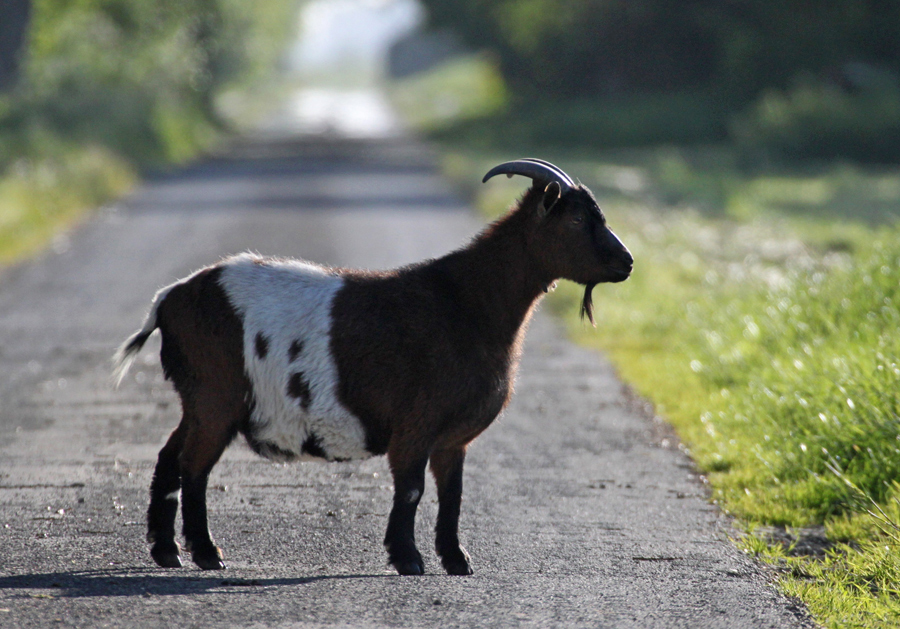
741;524;900;628
435;146;900;628
0;144;135;264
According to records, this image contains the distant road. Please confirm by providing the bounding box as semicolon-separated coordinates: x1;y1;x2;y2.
0;133;812;627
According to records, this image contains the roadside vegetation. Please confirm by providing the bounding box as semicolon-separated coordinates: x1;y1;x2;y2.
0;0;297;264
388;3;900;618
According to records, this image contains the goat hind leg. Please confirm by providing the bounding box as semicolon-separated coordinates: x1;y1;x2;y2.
179;424;233;570
147;423;186;568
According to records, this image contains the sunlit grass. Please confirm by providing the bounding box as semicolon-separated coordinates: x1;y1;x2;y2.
0;146;135;264
571;223;900;524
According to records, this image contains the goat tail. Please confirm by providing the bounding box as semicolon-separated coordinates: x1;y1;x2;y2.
112;283;175;387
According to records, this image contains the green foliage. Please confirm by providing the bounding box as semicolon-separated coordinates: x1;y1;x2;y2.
420;0;717;96
684;237;900;520
743;527;900;628
430;91;729;149
733;77;900;163
0;144;135;263
419;0;900;102
536;158;900;526
783;543;900;628
419;0;900;157
568;178;900;627
0;0;297;265
3;0;296;166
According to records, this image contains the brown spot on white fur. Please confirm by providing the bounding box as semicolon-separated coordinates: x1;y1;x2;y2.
288;339;304;362
255;332;270;359
286;372;312;410
301;433;327;458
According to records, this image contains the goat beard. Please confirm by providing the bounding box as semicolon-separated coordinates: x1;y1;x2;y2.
580;283;596;326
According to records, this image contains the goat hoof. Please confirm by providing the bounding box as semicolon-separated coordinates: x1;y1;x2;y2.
150;542;183;568
440;547;473;576
192;546;226;570
442;558;473;576
393;560;424;576
387;543;424;575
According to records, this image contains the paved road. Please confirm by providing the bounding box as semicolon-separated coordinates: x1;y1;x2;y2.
0;135;812;627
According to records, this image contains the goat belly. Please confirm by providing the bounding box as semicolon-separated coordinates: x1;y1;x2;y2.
218;254;371;462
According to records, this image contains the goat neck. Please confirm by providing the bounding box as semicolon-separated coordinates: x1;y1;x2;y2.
439;188;551;345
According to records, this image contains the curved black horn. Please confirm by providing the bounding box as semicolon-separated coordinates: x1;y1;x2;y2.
519;158;576;187
482;159;573;192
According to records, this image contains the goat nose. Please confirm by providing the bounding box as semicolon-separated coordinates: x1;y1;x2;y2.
607;230;632;266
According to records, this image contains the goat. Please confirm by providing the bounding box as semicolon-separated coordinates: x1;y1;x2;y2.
113;159;633;575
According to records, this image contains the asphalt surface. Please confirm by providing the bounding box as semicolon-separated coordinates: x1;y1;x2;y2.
0;135;813;627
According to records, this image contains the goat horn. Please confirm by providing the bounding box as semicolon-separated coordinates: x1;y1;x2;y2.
482;159;574;192
518;158;576;187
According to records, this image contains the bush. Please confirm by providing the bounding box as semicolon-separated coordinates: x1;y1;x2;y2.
431;90;729;151
731;75;900;163
1;0;297;168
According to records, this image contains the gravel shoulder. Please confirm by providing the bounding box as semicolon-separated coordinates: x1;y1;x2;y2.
0;136;812;628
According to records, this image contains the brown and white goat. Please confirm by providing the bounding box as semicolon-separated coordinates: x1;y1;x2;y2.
113;159;633;575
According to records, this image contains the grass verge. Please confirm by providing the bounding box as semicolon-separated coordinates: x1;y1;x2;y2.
436;145;900;628
0;145;135;265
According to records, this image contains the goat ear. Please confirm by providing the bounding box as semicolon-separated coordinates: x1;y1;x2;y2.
539;181;561;217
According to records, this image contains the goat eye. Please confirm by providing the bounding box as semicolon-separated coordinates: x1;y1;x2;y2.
571;216;584;225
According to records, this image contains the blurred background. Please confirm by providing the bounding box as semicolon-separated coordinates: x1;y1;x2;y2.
2;0;900;261
3;0;900;176
2;1;900;624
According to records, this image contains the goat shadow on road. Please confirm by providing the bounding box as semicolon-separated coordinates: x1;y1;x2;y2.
0;569;395;598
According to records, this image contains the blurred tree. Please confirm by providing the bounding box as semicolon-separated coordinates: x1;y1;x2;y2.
420;0;715;96
419;0;900;103
6;0;296;162
702;0;900;102
0;0;30;90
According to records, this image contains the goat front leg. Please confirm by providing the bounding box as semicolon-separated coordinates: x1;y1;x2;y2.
384;448;428;575
430;446;473;575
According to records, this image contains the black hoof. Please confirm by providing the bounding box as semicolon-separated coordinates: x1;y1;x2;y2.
388;546;425;575
192;545;226;570
150;542;183;568
442;557;473;576
440;546;473;576
393;560;425;575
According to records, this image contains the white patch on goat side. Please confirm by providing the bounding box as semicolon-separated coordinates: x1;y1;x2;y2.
218;253;370;461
